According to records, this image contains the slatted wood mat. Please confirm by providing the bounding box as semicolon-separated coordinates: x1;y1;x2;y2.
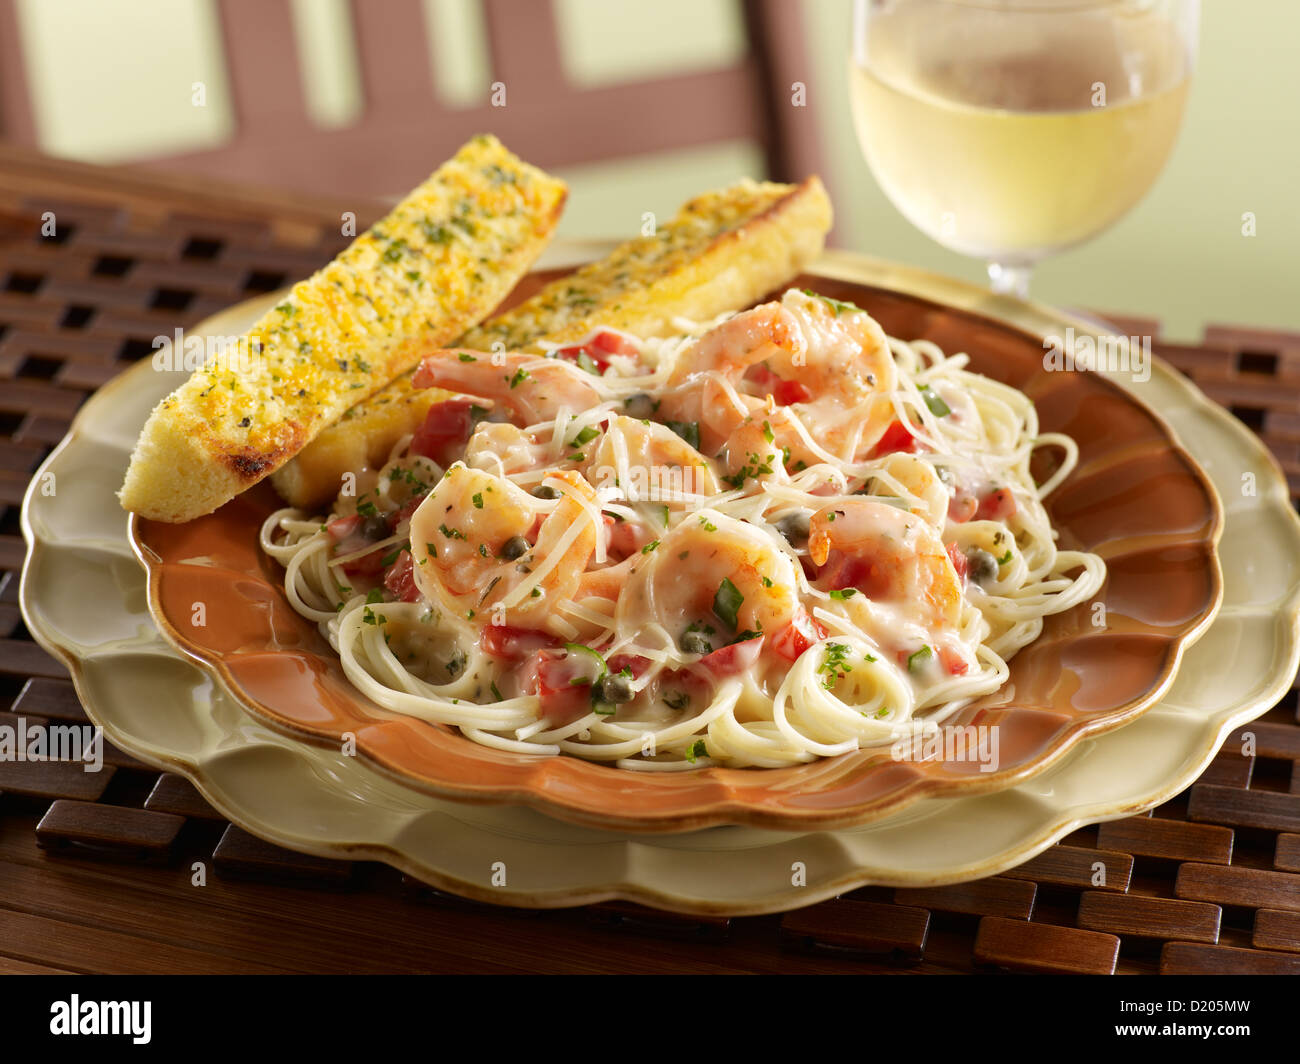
1;146;1298;974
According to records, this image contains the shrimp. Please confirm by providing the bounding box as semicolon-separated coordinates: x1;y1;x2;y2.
409;464;600;633
661;288;897;468
464;421;548;477
808;497;961;629
584;415;718;508
617;510;798;649
413;350;601;425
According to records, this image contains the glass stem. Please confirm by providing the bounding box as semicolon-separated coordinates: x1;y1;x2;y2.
987;261;1033;299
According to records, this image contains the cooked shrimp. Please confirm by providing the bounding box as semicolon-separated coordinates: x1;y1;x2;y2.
618;509;798;647
661;288;897;466
464;421;547;477
808;496;961;629
667;301;807;386
585;415;718;507
409;465;600;632
413;350;601;425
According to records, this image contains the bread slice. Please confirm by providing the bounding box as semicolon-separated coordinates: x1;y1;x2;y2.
119;135;567;523
271;176;832;509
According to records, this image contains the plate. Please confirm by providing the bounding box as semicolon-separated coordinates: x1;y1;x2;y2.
127;257;1222;832
20;249;1299;913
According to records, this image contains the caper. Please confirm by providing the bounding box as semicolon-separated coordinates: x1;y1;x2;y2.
598;672;635;704
775;511;811;546
361;514;390;540
532;484;559;499
966;548;998;585
499;535;529;560
680;630;713;656
623;393;656;419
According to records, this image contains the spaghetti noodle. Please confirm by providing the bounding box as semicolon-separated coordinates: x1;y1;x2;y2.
261;288;1105;768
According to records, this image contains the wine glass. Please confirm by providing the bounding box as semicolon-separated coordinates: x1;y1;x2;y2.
850;0;1199;297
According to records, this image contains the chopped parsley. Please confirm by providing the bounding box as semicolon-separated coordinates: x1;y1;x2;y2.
801;288;862;316
472;492;484;509
920;385;951;417
819;643;854;689
712;578;743;630
665;420;700;450
829;588;857;600
722;451;776;489
684;738;708;763
568;425;600;447
907;645;933;672
641;539;660;554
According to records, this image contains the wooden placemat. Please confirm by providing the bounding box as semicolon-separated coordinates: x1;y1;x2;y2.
0;145;1297;974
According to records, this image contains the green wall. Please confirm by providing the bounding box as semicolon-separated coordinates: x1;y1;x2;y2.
14;0;1297;338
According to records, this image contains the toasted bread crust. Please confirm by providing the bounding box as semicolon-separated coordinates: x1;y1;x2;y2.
271;176;832;510
119;135;566;523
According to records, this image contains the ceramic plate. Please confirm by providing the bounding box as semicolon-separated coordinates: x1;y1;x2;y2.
20;250;1300;912
127;259;1222;832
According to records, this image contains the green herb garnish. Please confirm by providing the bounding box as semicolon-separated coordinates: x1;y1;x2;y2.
920;385;951;417
712;578;744;630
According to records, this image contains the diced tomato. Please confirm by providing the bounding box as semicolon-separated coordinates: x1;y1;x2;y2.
771;607;828;662
554;329;639;374
815;550;892;600
946;542;969;582
382;551;420;602
745;363;812;405
329;513;388;576
387;492;429;532
607;653;652;679
528;649;598;724
605;516;654;560
341;548;386;577
975;487;1017;521
869;420;921;458
480;624;561;659
939;646;969;676
326;514;362;541
409;398;482;466
698;635;765;676
947;491;978;523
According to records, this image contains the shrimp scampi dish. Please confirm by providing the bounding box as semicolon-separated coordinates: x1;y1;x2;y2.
262;287;1106;769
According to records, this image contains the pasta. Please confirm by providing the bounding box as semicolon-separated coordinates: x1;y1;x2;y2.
261;288;1105;769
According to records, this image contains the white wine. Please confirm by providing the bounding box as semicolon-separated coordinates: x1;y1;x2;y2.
851;4;1192;263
